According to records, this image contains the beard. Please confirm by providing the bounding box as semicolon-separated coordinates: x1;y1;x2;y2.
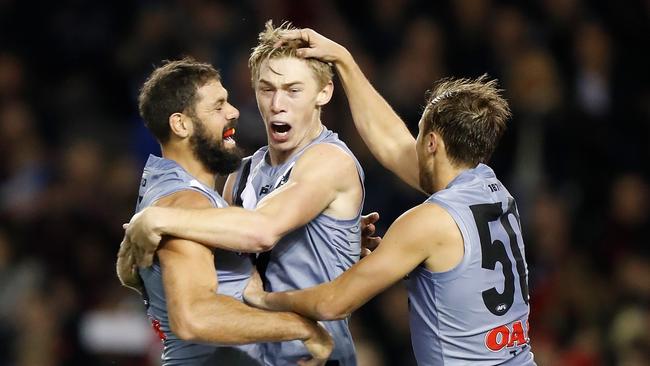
190;118;243;176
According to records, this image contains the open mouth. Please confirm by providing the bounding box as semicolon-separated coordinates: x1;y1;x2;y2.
271;122;291;134
222;127;236;143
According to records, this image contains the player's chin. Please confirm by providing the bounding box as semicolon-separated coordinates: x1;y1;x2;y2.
268;139;295;151
223;137;237;149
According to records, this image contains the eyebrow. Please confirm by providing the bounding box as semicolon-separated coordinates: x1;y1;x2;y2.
258;79;305;88
213;90;228;106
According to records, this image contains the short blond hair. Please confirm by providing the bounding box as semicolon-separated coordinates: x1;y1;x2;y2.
248;20;333;88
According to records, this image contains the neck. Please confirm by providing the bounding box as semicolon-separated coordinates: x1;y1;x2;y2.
268;122;324;166
161;143;215;189
431;158;473;193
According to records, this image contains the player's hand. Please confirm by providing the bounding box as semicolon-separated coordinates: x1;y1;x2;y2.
123;208;163;267
361;212;382;258
300;321;334;366
275;28;348;64
243;269;270;310
116;237;144;294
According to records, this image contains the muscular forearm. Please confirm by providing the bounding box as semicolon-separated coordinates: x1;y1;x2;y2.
264;282;356;321
333;50;422;191
259;250;405;321
175;294;316;344
154;207;276;252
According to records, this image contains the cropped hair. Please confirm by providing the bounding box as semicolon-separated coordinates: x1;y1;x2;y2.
422;75;511;167
138;57;220;143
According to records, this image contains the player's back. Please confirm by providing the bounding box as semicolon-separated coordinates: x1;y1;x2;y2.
407;164;535;365
136;155;261;366
233;128;364;366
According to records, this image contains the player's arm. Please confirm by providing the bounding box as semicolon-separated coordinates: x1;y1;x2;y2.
126;143;359;267
161;238;330;348
252;143;360;239
279;29;422;192
150;191;333;358
245;203;458;320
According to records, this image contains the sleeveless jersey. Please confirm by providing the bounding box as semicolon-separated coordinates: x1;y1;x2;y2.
232;128;365;366
407;164;535;365
137;155;262;366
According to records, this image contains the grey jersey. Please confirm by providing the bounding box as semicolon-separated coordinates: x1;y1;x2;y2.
137;155;261;366
232;128;364;366
407;164;535;365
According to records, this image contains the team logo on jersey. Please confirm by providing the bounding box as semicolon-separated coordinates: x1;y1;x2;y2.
259;185;270;195
276;173;290;188
484;320;529;354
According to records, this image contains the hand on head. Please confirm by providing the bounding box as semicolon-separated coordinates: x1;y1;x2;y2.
274;28;347;63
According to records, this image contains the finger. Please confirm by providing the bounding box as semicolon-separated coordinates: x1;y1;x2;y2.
117;241;128;257
360;248;372;258
139;252;155;268
361;212;380;225
122;223;129;230
278;29;311;42
363;237;381;251
295;47;319;59
362;223;376;236
133;245;146;267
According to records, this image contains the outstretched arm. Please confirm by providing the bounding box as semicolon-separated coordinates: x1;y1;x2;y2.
245;203;458;320
124;143;362;267
279;28;423;192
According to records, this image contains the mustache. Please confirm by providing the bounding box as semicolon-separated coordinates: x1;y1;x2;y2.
224;119;238;131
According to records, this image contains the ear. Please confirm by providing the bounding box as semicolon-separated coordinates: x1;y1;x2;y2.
169;112;191;139
315;81;334;107
426;131;439;154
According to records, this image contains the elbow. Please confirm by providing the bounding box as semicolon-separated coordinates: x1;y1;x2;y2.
315;298;350;321
248;218;281;252
251;231;277;252
169;310;202;342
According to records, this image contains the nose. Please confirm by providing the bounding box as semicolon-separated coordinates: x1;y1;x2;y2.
227;103;240;120
270;91;286;114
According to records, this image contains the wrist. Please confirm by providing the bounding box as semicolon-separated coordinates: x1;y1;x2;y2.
333;49;360;80
148;207;168;235
295;315;318;341
333;46;353;66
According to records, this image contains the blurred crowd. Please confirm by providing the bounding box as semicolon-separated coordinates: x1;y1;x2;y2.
1;0;649;365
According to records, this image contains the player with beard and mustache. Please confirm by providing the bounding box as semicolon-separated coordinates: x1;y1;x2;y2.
119;22;376;366
116;58;333;366
188;111;242;176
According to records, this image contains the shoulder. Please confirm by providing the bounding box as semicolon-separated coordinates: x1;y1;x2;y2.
390;203;460;246
294;143;358;179
154;189;216;210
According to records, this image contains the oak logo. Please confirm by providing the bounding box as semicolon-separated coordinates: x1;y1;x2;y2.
484;320;529;352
